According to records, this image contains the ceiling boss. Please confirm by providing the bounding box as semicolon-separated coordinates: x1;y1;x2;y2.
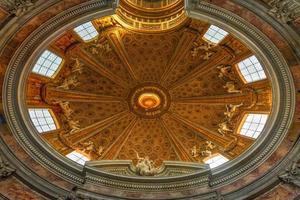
138;93;161;110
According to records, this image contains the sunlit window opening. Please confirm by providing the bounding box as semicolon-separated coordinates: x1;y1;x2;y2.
74;21;99;41
66;151;89;165
239;113;268;139
28;108;57;133
237;55;267;83
32;50;63;78
204;154;229;168
203;25;229;44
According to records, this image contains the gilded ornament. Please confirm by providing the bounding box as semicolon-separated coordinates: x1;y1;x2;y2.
224;103;243;120
0;154;15;179
268;0;300;23
0;0;35;16
57;75;79;90
217;121;233;136
279;162;300;187
191;141;216;160
191;42;214;59
223;81;242;93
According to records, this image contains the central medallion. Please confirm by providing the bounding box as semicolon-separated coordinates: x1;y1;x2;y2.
138;93;161;109
128;83;170;118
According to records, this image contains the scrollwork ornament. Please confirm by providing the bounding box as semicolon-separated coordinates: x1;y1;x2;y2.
0;0;36;16
268;0;300;23
0;153;15;180
57;187;89;200
278;162;300;187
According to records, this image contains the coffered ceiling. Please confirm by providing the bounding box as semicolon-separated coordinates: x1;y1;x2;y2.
25;3;272;168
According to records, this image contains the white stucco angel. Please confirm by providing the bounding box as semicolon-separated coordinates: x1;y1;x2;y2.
57;75;79;90
224;103;243;120
134;151;160;176
223;81;242;93
217;121;233;136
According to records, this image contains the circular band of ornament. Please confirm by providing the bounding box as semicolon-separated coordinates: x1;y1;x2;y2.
1;0;295;194
128;83;170;118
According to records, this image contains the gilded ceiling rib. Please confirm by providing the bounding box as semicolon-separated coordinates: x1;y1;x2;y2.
67;44;130;88
169;46;235;90
66;111;131;144
42;85;124;103
173;93;254;106
160;118;197;162
167;112;236;151
105;30;139;82
100;117;138;160
159;28;199;86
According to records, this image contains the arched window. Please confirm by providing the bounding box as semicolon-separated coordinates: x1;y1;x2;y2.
73;21;99;41
66;151;89;165
203;25;228;44
204;154;229;168
28;108;57;133
239;113;268;138
237;55;267;83
32;50;63;78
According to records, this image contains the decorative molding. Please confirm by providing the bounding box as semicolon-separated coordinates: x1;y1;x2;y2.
83;160;211;191
0;0;36;16
0;153;15;180
233;0;300;62
0;194;10;200
268;0;300;23
86;160;210;178
57;187;86;200
279;162;300;187
113;0;188;33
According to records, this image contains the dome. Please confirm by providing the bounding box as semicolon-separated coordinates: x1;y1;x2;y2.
25;9;273;167
0;0;299;199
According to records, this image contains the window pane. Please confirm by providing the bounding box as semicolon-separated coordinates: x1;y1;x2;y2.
204;154;229;168
28;108;57;133
66;151;89;165
237;55;267;83
32;50;63;78
239;113;269;138
203;25;229;44
74;21;98;41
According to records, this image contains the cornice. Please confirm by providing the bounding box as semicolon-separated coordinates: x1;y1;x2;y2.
223;135;300;200
233;0;300;63
0;0;61;53
0;150;15;180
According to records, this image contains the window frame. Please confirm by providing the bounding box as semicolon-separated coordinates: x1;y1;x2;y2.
236;55;267;84
28;108;59;133
237;112;269;139
66;151;90;165
203;153;229;169
32;50;64;79
73;21;99;42
202;25;229;45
